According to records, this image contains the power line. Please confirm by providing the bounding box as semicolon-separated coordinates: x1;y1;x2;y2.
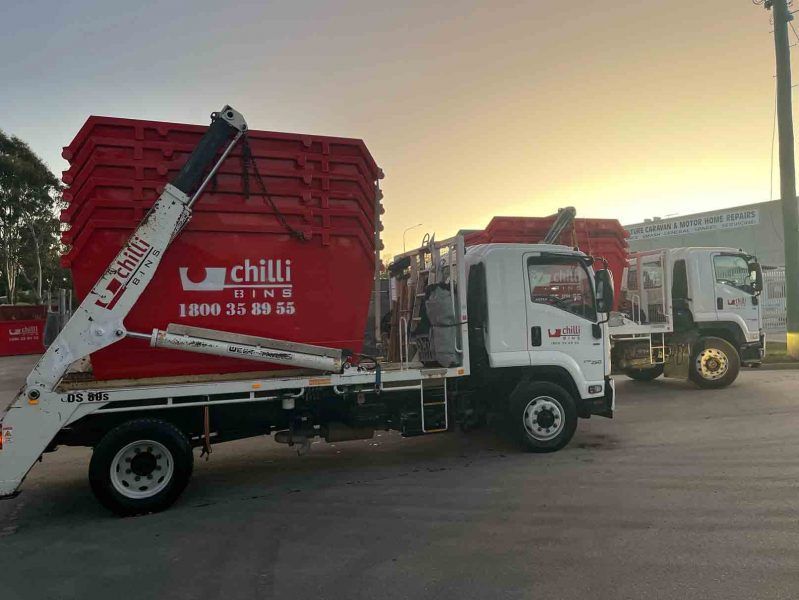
791;20;799;44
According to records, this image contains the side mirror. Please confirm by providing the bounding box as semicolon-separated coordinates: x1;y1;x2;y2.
749;261;763;295
595;269;615;314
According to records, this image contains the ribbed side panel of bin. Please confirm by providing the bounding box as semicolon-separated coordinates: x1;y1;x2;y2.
60;115;382;380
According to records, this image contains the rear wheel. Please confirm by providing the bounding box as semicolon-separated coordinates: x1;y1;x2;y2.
509;381;578;452
625;365;664;381
89;418;193;516
690;336;740;389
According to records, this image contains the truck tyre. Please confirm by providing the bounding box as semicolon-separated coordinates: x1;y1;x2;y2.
509;381;577;453
624;365;663;381
690;336;740;389
89;418;193;517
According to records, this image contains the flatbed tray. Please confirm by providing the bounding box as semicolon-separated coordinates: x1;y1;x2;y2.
57;360;426;392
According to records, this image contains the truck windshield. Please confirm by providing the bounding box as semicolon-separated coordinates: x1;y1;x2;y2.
527;257;597;321
713;254;754;293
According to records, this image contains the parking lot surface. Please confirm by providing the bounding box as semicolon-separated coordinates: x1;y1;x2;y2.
2;358;799;600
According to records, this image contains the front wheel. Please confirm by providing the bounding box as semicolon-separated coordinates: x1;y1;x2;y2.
89;418;194;516
689;337;740;389
508;381;578;452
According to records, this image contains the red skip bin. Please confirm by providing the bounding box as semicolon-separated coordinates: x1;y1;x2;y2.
62;115;383;381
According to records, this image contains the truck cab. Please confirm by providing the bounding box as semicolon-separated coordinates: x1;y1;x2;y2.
612;246;764;388
459;243;614;443
672;248;764;364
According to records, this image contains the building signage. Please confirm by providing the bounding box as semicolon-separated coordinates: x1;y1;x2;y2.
626;209;759;241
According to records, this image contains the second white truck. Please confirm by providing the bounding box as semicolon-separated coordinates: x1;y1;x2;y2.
610;247;764;388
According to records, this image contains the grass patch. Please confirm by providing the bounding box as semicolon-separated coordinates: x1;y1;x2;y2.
764;341;799;363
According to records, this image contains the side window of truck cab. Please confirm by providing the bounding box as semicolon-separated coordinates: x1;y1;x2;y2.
527;257;597;322
672;259;688;301
713;254;754;294
671;259;693;329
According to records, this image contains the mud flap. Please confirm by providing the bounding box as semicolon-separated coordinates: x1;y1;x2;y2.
595;377;615;418
663;332;695;379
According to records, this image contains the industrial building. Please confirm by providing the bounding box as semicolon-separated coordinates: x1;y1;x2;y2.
625;200;785;267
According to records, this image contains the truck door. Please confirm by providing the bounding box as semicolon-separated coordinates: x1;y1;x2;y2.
525;254;605;385
711;252;760;337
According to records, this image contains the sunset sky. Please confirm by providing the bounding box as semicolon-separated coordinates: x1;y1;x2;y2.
0;0;787;256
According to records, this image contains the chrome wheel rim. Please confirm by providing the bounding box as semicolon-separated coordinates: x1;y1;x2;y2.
695;348;729;381
110;440;173;499
523;396;565;441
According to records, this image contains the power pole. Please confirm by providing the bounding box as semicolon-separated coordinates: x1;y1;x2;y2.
765;0;799;357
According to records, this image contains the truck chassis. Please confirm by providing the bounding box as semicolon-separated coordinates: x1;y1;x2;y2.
0;105;613;515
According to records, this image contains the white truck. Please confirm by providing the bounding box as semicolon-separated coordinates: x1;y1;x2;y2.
0;106;615;516
610;247;765;388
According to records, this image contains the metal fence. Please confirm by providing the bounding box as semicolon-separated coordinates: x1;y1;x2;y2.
762;267;787;333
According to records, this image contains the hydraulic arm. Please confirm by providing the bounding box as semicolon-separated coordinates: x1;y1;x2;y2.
0;106;247;496
26;106;248;396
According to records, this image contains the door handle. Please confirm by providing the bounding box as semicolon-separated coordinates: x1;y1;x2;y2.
531;326;542;347
717;297;723;310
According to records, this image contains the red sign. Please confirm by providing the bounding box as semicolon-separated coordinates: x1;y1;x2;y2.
0;319;46;356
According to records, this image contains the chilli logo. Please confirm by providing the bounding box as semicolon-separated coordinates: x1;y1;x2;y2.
727;298;746;308
8;325;37;336
548;325;581;338
94;236;156;310
179;259;293;291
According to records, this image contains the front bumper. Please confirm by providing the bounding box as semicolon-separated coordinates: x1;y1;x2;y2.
740;334;765;364
580;377;614;419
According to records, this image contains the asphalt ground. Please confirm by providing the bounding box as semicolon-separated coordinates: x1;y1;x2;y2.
2;357;799;600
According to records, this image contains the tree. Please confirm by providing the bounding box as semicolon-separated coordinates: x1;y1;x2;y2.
0;131;66;304
18;211;71;303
